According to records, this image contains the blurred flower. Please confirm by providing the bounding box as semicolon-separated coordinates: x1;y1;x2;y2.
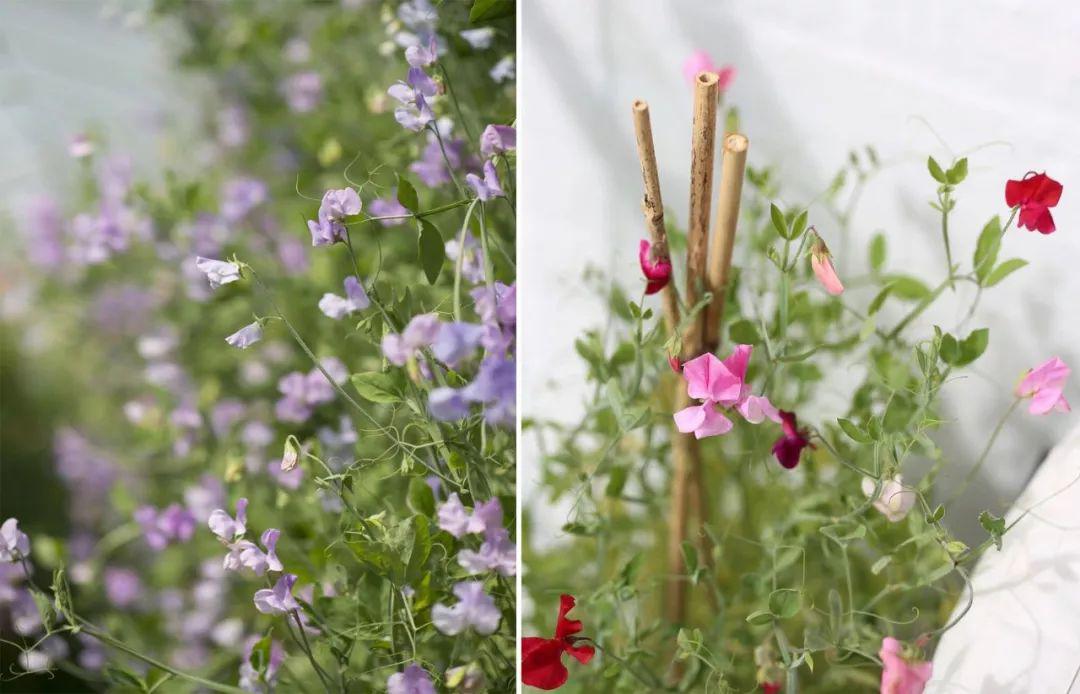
480;124;516;159
283;71;323;113
810;233;844;295
405;36;437;67
682;50;736;91
103;567;143;607
285;37;311;64
239;636;285;693
638;239;672;295
267;460;304;490
410;136;477;187
431;581;501;635
23;196;66;268
436;493;481;538
490;55;514;83
319;275;370;319
382;313;441;366
1017;356;1070;414
226;322;264;349
308;188;362;246
368;195;410;225
522;594;594;690
428;387;470;421
446;232;485;283
389;66;437;132
184;475;225;523
253;573;299;614
772;411;810;469
220;177;267;222
69;133;95;159
208;498;248;542
433;322;485;367
388;663;436;694
277;236;309;275
136;504;197;550
878;637;931;694
460;27;495;50
465;160;504;201
275;360;347;422
1005;172;1062;234
0;519;30;562
862;476;916;522
217;105;249;148
195;257;242;288
462;353;515;426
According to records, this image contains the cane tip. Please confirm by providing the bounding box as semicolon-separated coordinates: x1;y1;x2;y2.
724;133;749;152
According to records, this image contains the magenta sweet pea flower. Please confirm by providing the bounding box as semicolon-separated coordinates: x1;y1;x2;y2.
638;239;672;295
254;573;300;615
682;50;736;91
1017;357;1070;415
878;637;932;694
673;345;779;439
772;411;810;469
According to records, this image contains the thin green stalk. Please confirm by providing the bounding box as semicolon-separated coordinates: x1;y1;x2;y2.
886;275;952;339
947;397;1020;504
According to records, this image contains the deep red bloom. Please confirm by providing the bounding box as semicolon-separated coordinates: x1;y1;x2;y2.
1005;172;1062;234
522;594;594;690
638;239;672;295
771;410;810;469
762;682;783;694
668;355;683;373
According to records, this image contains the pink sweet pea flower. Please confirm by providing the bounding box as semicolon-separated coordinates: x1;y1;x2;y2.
878;637;932;694
862;476;917;523
638;240;672;295
810;233;844;296
1016;357;1070;415
682;50;736;91
673;345;779;439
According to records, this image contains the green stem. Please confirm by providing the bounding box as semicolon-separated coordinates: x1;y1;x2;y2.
886;275;952;339
947;397;1020;504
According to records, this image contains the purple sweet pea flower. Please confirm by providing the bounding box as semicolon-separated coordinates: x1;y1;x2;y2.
239;636;285;692
208;498;248;542
136;504;197;550
217;105;249;148
436;493;484;538
463;354;516;426
319;276;370;319
277;236;309;275
445;232;485;284
459;527;516;577
431;581;501;635
479;124;516;159
226;322;264;349
184;475;225;524
210;400;247;437
220;178;267;223
267;461;304;490
472;281;516;328
459;27;495;50
432;322;485;367
103;567;143;607
275;360;346;423
195;257;242;288
388;663;437;694
465;160;504;201
24;196;66;268
0;519;30;562
410;137;478;188
235;528;284;576
428;387;471;421
308;188;362;247
405;36;438;67
368;196;410;226
490;55;515;83
253;573;300;614
283;71;323;113
382;313;441;366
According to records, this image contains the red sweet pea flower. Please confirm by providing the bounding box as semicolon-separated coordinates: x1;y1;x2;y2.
771;410;810;469
638;239;672;295
1005;172;1063;234
762;682;783;694
522;594;594;690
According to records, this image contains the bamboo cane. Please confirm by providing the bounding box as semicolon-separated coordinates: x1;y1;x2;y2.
632;99;681;336
704;133;750;350
683;71;719;358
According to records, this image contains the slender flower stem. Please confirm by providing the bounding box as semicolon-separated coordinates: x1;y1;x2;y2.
940;190;954;287
427;122;466;197
886;275;953;339
947;397;1021;504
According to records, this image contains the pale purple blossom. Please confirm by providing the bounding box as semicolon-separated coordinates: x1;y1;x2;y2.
239;636;285;692
431;581;501;635
283;71;323;113
277;236;309;275
480;124;516;159
184;475;226;523
24;196;66;268
0;519;30;562
465;160;504;201
319;276;370;319
268;461;304;490
103;567;143;607
308;188;362;246
226;322;264;349
436;493;484;538
432;321;485;367
195;257;242;288
490;55;515;83
208;498;248;542
410;137;478;187
388;663;437;694
368;196;410;226
69;133;95;159
275;359;346;422
463;354;515;426
459;526;516;577
460;28;495;50
389;67;437;132
445;232;485;284
217;105;249;148
210;399;247;437
220;178;268;222
235;529;284;576
405;36;438;67
429;387;471;421
253;573;300;614
136;504;197;550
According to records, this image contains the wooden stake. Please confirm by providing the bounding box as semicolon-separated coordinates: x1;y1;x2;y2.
704;133;750;351
683;71;719;358
632;99;680;336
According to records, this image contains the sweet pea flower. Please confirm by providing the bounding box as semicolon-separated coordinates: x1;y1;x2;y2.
318;276;370;319
69;133;94;159
135;504;197;550
429;387;471;421
208;498;248;542
238;637;285;692
522;594;595;690
283;71;323;113
195;257;242;288
810;232;844;296
459;526;516;577
405;36;437;67
1017;357;1070;415
368;196;410;226
0;518;30;562
433;322;485;367
638;239;672;295
490;55;515;83
431;581;501;635
682;50;736;91
446;232;485;283
878;637;932;694
103;567;143;607
225;322;263;349
466;160;504;201
389;68;437;132
308;188;362;247
772;411;810;469
387;663;437;694
382;313;442;366
862;476;917;523
253;573;300;615
237;529;284;576
480;124;516;159
220;178;268;222
1005;172;1063;234
673;346;779;439
437;493;478;538
460;27;495;50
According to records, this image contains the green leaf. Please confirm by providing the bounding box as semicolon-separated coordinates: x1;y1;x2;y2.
946;157;968;185
979;510;1007;550
396;175;419;213
791;209;809;239
407;476;435;517
960;328;989;365
837;418;872;443
929;504;945;522
605;466;628;498
351;372;400;403
417;219;445;284
405;515;432;583
939;332;961;365
770;203;789;239
883;395;916;433
728;319;761;345
888;275;931;300
745;609;774;626
870;555;893;575
927;156;948;184
973;216;1002;282
768;588;801;619
867;285;892;316
869;233;887;271
983;258;1028;287
469;0;515;23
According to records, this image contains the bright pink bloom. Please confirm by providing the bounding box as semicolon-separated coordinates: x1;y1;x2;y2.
638;240;672;295
521;594;594;690
682;50;736;91
1005;172;1062;234
810;234;844;295
771;411;810;469
878;637;932;694
673;345;779;439
1017;357;1070;415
